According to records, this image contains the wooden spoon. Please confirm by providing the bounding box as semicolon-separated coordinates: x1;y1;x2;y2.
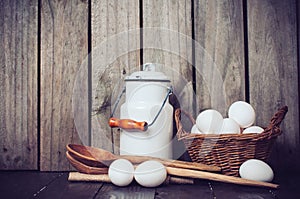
66;151;108;174
66;144;221;172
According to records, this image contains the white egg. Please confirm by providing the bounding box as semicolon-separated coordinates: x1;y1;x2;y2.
242;126;264;134
191;124;202;134
218;118;241;134
108;159;134;186
196;109;223;134
228;101;255;128
134;160;167;187
239;159;274;182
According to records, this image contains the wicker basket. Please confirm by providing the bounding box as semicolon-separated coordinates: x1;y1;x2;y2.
175;106;288;176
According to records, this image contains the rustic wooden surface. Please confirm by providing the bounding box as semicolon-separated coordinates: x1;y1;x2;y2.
0;0;38;170
1;171;300;199
40;0;89;171
0;0;299;172
247;0;299;172
194;0;245;115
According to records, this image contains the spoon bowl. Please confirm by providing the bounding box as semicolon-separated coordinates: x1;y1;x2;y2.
66;151;108;174
67;144;111;167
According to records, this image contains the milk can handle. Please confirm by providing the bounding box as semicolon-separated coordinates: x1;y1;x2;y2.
108;86;173;131
110;86;126;118
147;86;173;126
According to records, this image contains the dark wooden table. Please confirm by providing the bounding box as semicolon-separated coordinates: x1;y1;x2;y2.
0;171;299;199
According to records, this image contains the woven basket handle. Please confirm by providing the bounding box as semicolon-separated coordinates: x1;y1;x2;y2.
175;108;195;139
267;106;288;128
261;106;288;139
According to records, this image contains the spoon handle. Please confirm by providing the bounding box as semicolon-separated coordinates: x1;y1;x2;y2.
166;167;279;189
118;155;221;172
162;159;220;172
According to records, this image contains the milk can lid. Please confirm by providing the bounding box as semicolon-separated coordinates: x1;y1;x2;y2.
125;63;170;82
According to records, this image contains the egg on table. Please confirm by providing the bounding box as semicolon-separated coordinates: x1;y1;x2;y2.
108;159;135;186
134;160;167;187
239;159;274;182
228;101;256;128
196;109;223;134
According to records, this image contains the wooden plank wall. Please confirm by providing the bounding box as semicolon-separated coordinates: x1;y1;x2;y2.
247;0;299;172
0;0;299;172
142;0;193;91
0;0;38;170
194;0;245;115
40;0;89;171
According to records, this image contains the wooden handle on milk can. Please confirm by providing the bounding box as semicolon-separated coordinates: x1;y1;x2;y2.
109;118;148;131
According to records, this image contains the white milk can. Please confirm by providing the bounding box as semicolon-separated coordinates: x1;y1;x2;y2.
109;63;173;159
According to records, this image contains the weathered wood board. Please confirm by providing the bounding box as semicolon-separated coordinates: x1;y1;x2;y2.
193;0;245;115
40;0;89;171
0;0;38;170
91;0;140;154
142;0;193;113
247;0;299;171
